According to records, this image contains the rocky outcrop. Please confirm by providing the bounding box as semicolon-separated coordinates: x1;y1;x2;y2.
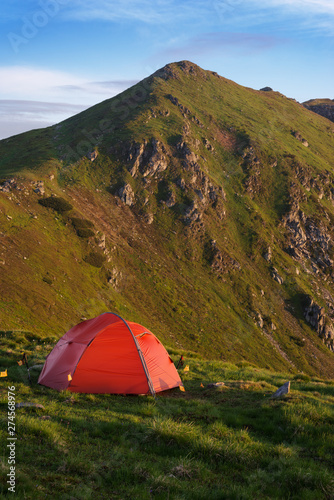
283;199;333;271
304;297;334;351
107;267;123;290
0;178;17;192
292;162;334;200
152;61;208;82
34;181;45;195
209;240;241;276
162;191;176;208
151;64;180;81
124;136;225;229
118;183;135;206
263;246;272;262
144;213;154;224
272;267;284;284
97;232;106;249
167;94;191;117
0;177;44;195
86;150;98;161
291;130;309;147
143;139;168;177
178;141;219;207
167;94;204;127
127;138;167;178
183;201;203;226
127;141;147;177
203;138;214;151
242;146;263;197
284;200;309;259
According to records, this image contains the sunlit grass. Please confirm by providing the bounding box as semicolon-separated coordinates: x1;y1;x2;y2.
1;338;333;499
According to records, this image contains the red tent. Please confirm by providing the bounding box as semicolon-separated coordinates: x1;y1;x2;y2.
38;313;183;395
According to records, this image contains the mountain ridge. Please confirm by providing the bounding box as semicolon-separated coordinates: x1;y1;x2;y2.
303;98;334;124
1;60;334;378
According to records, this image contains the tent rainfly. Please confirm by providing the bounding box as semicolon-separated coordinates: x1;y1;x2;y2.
38;313;183;396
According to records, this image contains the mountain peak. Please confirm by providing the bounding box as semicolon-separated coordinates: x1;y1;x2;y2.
151;60;213;81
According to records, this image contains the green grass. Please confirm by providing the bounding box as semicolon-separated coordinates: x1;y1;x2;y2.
0;336;333;499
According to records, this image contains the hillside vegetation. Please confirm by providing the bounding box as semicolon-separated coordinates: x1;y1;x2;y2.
0;61;334;378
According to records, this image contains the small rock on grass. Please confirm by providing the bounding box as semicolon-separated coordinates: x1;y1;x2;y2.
271;381;290;398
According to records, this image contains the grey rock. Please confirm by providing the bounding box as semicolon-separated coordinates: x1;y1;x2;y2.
292;130;309;147
145;213;154;224
304;297;334;351
272;268;284;284
258;313;264;328
34;181;45;195
87;150;98;161
97;232;106;249
142;138;168;177
271;381;290;398
128;141;147;177
165;192;176;208
118;183;135;206
264;246;272;262
0;178;16;192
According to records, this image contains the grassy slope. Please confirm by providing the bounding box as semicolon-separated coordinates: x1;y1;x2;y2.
0;338;334;499
0;62;334;378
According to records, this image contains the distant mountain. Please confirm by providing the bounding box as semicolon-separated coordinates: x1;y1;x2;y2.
303;98;334;123
1;60;334;377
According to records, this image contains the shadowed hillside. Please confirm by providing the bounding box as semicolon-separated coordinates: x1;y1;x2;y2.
1;60;334;377
303;98;334;123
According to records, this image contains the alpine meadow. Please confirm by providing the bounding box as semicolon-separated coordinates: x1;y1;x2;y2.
1;61;334;499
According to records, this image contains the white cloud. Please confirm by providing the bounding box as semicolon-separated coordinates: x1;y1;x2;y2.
0;66;87;102
211;0;334;36
0;66;139;139
61;0;213;24
0;99;86;118
0;66;137;104
0;99;88;140
263;0;334;13
60;0;334;25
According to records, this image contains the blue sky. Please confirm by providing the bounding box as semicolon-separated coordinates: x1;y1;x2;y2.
0;0;333;138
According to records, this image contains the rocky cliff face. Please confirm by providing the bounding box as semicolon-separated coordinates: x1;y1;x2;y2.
304;297;334;351
117;123;226;228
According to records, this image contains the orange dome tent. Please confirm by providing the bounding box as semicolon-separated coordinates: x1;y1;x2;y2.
38;313;183;396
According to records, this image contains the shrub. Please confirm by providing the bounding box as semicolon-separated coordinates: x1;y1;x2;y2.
38;197;73;213
42;276;53;285
76;228;95;238
70;217;95;237
71;218;95;230
84;252;106;268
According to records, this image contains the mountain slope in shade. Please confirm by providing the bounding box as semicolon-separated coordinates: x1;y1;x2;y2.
1;61;334;378
303;98;334;123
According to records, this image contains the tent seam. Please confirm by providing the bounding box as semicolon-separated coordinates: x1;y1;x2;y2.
106;313;156;398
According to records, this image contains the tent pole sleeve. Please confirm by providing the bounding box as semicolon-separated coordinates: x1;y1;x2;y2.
107;313;156;398
135;338;156;398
